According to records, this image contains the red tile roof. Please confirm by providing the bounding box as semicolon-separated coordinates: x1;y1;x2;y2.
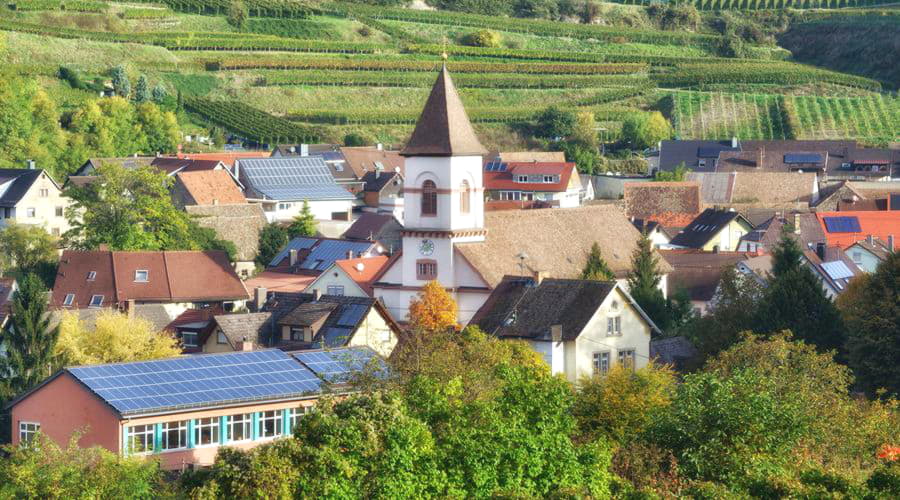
52;251;248;309
624;182;702;224
484;162;576;192
334;256;390;295
244;271;316;294
175;170;246;206
817;211;900;249
176;151;270;168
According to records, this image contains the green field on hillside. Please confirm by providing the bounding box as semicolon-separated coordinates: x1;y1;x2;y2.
2;0;897;147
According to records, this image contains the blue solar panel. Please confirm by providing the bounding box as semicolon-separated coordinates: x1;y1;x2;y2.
237;158;354;201
301;239;375;271
336;303;369;327
293;347;385;383
484;161;508;172
891;194;899;211
68;350;322;415
784;153;823;164
268;237;317;267
321;327;354;347
823;216;861;233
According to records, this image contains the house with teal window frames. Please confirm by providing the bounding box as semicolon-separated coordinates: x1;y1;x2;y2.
5;347;379;470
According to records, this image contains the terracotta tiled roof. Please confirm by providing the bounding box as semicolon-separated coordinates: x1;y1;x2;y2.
816;211;900;249
175;170;245;206
151;157;222;175
244;271;316;293
51;250;248;309
496;151;566;163
341;147;405;179
623;182;701;223
484;162;576;192
730;172;817;206
334;256;390;295
455;205;673;288
401;66;487;157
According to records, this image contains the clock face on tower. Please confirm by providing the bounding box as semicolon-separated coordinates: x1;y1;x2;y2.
418;239;435;256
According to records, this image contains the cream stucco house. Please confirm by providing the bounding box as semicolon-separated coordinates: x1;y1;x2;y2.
0;165;71;237
471;276;658;383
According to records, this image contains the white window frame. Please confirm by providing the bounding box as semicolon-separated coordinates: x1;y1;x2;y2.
126;424;155;455
592;352;610;375
160;420;188;451
229;413;252;443
543;175;555;183
606;316;622;336
134;270;149;282
217;331;228;344
89;295;103;308
26;207;36;218
63;293;75;306
193;417;220;447
258;410;283;439
326;285;344;296
180;331;199;348
499;191;522;201
618;349;636;370
516;175;528;183
286;405;312;434
39;188;49;198
19;421;40;444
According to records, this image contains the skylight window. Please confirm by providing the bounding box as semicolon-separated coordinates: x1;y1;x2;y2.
89;295;104;308
86;271;96;281
134;270;149;282
63;294;75;306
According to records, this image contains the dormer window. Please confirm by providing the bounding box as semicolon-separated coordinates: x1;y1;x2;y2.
517;175;528;183
86;271;96;281
63;294;75;306
543;175;555;183
89;295;104;308
134;270;149;282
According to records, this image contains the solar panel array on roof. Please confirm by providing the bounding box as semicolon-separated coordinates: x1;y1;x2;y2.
336;303;368;327
68;350;322;416
321;327;354;347
268;237;317;267
293;347;384;383
823;216;862;233
784;153;824;164
485;160;508;172
891;194;900;211
697;146;735;158
302;239;374;271
821;261;854;281
238;158;354;201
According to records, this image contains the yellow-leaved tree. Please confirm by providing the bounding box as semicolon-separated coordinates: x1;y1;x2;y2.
55;310;182;365
407;280;458;333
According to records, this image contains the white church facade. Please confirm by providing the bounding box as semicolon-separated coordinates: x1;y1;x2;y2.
372;66;671;325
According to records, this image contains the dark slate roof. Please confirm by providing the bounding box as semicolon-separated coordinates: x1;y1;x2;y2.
210;312;274;347
471;277;618;341
362;170;401;193
277;302;338;326
0;169;45;207
650;336;698;367
669;208;747;248
658;140;737;172
265;292;379;349
401;65;487;157
343;213;396;241
235;157;354;202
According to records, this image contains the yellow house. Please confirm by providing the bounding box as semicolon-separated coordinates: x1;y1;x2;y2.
669;208;753;252
0;165;71;237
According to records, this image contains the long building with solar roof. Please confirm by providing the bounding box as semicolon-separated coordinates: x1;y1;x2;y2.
6;347;382;470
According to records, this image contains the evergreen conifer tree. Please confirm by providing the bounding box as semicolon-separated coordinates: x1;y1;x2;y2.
627;234;668;331
134;75;150;103
288;200;318;238
0;274;59;400
151;83;167;104
111;65;130;98
581;242;615;281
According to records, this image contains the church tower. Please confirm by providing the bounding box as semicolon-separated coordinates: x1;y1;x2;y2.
395;64;487;298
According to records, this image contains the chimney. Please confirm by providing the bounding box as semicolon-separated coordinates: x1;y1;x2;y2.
867;234;874;246
888;235;895;252
731;136;739;148
793;213;801;235
533;270;548;285
346;250;354;259
26;159;35;170
757;146;764;167
376;143;383;151
313;289;322;301
254;286;267;311
240;337;254;351
289;249;298;267
300;144;309;157
816;242;826;261
550;324;562;343
126;299;135;318
212;198;219;206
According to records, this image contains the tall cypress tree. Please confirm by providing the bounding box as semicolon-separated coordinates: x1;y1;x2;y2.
627;234;668;331
581;242;615;281
0;274;59;400
757;235;844;353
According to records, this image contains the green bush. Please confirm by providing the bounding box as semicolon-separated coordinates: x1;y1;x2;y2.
867;463;900;496
460;29;501;47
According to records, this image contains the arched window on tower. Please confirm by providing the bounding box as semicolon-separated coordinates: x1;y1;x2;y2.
460;180;470;214
421;180;437;216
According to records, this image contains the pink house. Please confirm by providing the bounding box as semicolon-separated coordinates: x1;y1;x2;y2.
7;348;377;470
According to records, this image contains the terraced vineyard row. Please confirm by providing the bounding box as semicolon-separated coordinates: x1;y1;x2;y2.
184;97;319;143
672;91;899;144
607;0;896;8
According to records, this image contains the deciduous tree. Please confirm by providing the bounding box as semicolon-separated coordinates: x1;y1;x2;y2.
55;310;181;366
256;223;289;267
0;222;58;286
535;106;576;140
407;280;458;333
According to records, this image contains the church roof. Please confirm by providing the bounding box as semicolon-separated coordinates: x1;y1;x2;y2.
400;65;488;157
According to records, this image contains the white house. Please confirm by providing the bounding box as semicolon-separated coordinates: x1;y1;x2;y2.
234;157;355;222
483;160;583;208
845;236;892;273
0;164;71;237
305;256;390;298
471;276;658;383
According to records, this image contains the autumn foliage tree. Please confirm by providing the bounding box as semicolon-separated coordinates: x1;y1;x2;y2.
55;310;181;366
408;280;458;333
